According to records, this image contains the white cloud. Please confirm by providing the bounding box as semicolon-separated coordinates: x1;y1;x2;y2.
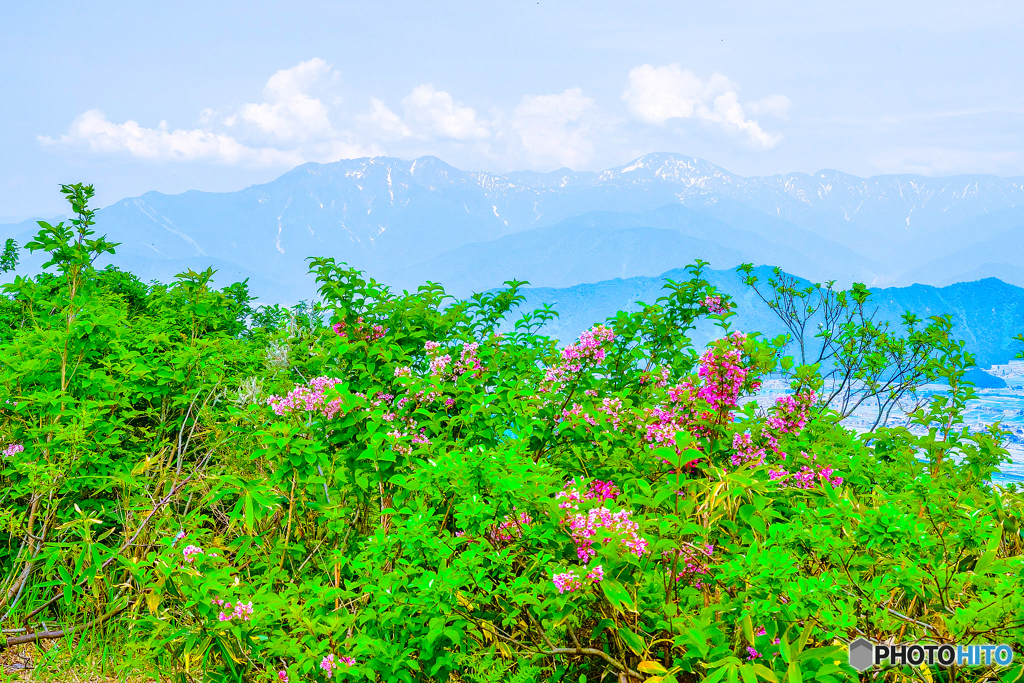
363;98;412;140
511;88;597;168
41;57;788;173
402;84;490;140
622;64;783;148
41;58;378;167
236;58;338;143
38;109;304;166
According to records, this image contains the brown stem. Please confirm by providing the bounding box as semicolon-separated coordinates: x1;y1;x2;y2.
0;494;46;615
2;600;129;649
543;648;643;680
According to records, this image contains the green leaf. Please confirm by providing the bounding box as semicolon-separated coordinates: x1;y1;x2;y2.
975;522;1004;574
590;618;616;639
741;614;754;645
618;625;645;656
601;578;635;612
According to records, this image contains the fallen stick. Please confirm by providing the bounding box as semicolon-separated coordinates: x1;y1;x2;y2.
2;600;129;649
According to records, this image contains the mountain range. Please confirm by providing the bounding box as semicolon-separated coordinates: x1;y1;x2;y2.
4;153;1024;303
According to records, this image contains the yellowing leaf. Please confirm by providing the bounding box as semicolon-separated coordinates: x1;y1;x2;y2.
638;660;669;674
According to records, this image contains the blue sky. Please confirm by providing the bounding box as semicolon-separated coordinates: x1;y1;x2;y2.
2;0;1024;219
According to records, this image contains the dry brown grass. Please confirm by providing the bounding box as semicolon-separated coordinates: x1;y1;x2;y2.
0;640;166;682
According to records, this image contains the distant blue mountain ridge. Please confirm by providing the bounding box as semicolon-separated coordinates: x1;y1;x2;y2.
3;153;1024;366
508;265;1024;372
3;153;1024;303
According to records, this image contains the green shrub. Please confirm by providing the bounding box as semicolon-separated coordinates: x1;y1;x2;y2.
1;185;1022;683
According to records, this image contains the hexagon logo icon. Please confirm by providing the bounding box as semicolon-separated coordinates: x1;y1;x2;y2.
848;638;875;672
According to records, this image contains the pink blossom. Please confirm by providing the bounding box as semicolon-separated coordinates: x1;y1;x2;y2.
768;452;842;489
267;376;345;419
767;391;816;436
540;325;615;393
278;671;289;683
664;544;715;587
333;317;386;341
488;510;533;543
555;479;620;510
552;571;584;594
565;505;647;561
555;481;642;564
321;654;337;677
429;353;452;376
554;564;605;593
701;295;729;315
211;599;253;622
423;340;484;381
182;545;203;563
2;443;23;457
731;431;766;467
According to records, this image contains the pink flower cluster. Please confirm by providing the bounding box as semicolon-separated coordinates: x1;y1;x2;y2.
726;390;838;490
695;332;752;413
561;325;614;364
182;545;203;563
769;463;843;489
332;317;386;341
212;598;253;622
488;510;533;543
701;295;729;315
2;443;24;457
558;396;626;433
555;479;621;510
566;506;647;561
731;431;766;467
664;543;715;588
267;376;345;419
321;654;356;676
552;565;604;594
746;627;781;660
371;393;431;456
424;340;482;381
278;671;289;683
767;391;816;434
644;333;756;463
540;325;615;393
551;479;645;593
